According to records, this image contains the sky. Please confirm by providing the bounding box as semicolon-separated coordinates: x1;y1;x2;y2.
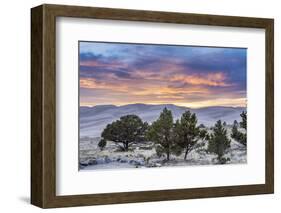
79;41;247;108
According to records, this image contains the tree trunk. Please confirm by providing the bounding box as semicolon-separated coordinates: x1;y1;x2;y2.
125;142;129;151
122;142;129;151
184;138;190;160
167;151;170;161
184;147;189;160
218;154;222;163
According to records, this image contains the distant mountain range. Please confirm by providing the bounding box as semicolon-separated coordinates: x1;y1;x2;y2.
80;104;246;137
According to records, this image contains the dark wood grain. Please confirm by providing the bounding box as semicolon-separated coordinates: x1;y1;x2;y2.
31;4;274;208
265;20;274;193
31;5;43;207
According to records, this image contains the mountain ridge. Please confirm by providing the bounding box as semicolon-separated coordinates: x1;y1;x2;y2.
81;103;245;109
80;103;246;137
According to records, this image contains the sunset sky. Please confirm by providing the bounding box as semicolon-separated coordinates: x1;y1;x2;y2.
79;42;246;108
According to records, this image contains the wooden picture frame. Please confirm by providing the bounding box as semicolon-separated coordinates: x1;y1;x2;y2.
31;4;274;208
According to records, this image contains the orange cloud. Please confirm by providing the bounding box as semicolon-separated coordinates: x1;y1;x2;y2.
131;86;209;96
170;72;231;87
80;78;129;92
80;71;243;108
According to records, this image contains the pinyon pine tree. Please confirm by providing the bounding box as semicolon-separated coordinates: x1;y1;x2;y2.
101;115;148;151
238;111;247;146
174;111;202;160
231;112;247;146
208;120;231;164
240;111;247;129
147;107;175;161
98;138;107;151
231;120;239;139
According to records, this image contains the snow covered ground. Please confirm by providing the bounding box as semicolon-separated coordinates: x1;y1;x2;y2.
79;104;246;170
79;127;247;171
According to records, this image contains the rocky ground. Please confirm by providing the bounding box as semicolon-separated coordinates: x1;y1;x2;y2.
79;127;247;171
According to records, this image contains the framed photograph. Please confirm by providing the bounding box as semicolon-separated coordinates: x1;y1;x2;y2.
31;4;274;208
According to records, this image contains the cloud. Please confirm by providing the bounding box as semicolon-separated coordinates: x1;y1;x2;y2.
170;72;232;87
79;52;103;61
80;78;129;92
79;42;247;107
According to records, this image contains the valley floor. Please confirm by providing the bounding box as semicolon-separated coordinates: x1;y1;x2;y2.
79;130;247;171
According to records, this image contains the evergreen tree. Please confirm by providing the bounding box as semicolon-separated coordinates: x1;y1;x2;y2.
240;111;247;129
101;115;148;151
231;120;239;139
238;111;247;146
98;138;107;150
174;111;202;160
199;128;209;141
231;112;247;146
239;111;247;146
147;107;174;161
208;120;231;164
237;131;246;146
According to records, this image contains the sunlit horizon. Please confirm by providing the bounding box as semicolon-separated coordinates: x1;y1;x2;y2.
80;98;247;109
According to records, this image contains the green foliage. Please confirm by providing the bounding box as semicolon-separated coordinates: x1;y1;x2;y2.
147;107;175;161
231;112;247;146
231;120;239;139
174;111;202;160
101;115;148;151
240;111;247;130
208;120;231;164
98;138;107;150
239;111;247;146
237;133;246;146
200;129;210;142
97;108;244;165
